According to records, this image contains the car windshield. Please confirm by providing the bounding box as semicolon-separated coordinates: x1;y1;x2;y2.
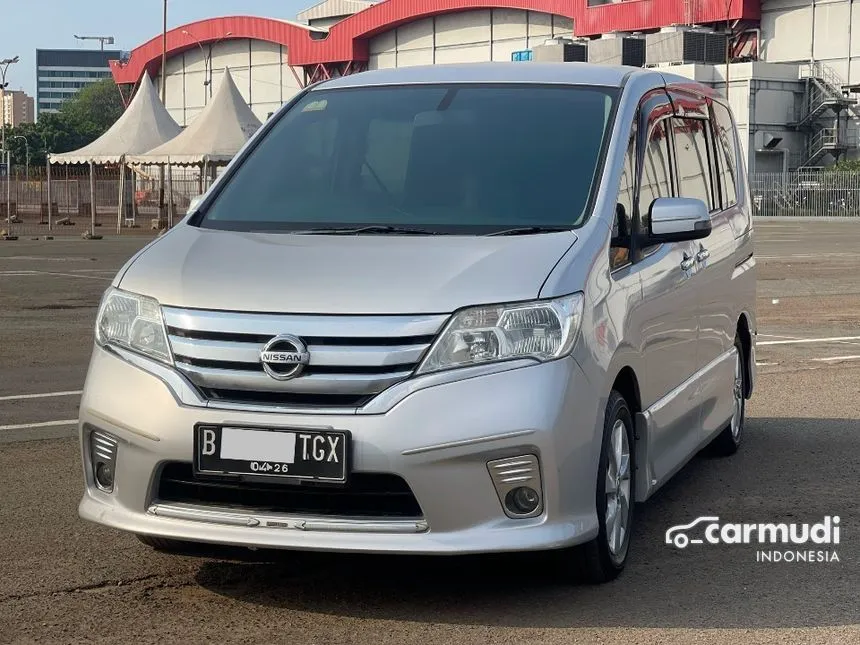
197;83;618;234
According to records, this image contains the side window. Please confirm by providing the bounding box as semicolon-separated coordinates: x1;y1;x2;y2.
671;118;716;210
610;121;636;271
638;119;673;236
712;102;739;208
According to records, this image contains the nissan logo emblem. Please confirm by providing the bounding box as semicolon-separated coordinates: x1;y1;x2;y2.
259;334;310;381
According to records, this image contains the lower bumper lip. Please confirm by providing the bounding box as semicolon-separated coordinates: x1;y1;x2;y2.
147;502;430;534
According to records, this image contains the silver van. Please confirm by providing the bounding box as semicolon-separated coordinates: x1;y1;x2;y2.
79;62;756;583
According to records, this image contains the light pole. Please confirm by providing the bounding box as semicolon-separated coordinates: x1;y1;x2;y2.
13;135;29;182
0;56;20;158
182;30;233;99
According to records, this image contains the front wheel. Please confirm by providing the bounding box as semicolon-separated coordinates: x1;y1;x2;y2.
554;390;635;584
135;534;196;553
708;334;746;457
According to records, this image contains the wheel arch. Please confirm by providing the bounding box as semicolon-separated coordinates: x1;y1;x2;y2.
736;312;754;399
611;366;642;416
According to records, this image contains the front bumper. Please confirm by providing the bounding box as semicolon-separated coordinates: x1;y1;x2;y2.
78;347;603;554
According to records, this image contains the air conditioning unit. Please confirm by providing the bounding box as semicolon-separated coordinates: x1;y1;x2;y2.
588;34;646;67
645;28;728;66
532;37;588;63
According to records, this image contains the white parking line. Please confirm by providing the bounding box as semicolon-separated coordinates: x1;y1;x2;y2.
757;336;860;346
758;334;801;339
0;419;78;431
757;253;855;259
811;355;860;362
0;390;82;402
0;270;111;281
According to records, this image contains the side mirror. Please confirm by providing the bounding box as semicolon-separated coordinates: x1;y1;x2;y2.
648;197;712;243
186;195;203;215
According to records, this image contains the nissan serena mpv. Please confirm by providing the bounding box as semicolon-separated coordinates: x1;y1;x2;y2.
79;62;756;583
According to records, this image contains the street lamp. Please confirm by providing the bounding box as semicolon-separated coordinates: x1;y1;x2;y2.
12;135;29;182
182;30;233;99
0;56;20;157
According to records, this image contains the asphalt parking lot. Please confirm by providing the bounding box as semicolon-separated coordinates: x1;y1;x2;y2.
1;220;859;644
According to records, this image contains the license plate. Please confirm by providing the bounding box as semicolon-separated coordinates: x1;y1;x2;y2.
194;425;349;483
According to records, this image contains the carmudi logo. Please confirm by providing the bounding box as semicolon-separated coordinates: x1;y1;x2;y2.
665;516;841;563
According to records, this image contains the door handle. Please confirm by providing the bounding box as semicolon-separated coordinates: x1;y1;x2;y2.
696;248;710;263
680;254;695;271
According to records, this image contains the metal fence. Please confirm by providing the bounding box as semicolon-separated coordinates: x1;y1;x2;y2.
3;167;860;239
751;171;860;218
0;165;212;238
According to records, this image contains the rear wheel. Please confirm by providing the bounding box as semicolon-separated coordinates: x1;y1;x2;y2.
555;390;635;584
709;334;746;456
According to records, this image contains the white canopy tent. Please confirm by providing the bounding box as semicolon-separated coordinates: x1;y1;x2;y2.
126;69;263;230
49;72;181;165
127;68;262;167
46;72;182;233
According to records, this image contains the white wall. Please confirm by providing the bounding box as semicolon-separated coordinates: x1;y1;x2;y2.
761;0;860;85
368;9;574;69
155;38;304;126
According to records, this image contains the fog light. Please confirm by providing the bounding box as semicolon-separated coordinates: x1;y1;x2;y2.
89;429;118;493
487;454;543;519
506;486;540;515
95;462;114;489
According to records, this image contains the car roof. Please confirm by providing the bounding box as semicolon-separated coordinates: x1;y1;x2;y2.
315;61;655;90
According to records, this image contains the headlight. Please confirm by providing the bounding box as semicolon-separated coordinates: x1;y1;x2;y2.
95;288;172;364
417;293;584;374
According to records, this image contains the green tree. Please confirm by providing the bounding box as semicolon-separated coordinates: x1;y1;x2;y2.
58;78;124;140
5;79;125;169
826;158;860;172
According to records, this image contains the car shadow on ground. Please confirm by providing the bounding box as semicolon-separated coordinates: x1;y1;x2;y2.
192;417;858;629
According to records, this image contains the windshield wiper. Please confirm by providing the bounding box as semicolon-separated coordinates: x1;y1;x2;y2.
486;226;571;236
293;225;445;236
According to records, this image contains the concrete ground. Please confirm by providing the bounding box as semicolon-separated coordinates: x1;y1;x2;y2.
0;221;858;644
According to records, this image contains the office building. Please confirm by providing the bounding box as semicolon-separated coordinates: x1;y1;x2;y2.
36;48;121;117
2;90;34;127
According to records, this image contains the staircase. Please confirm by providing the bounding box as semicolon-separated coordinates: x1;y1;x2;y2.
802;127;858;168
794;62;859;168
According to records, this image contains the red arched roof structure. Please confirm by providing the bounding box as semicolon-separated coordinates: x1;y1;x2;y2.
110;0;760;86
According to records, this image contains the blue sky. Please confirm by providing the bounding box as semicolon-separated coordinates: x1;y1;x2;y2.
5;0;310;96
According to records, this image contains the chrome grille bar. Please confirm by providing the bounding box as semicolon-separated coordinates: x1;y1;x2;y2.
169;336;431;367
163;306;448;407
162;307;448;339
174;362;414;395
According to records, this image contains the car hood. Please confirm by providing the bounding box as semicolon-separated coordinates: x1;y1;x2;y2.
118;225;577;314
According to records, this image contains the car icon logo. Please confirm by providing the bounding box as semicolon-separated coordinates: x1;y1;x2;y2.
665;516;720;549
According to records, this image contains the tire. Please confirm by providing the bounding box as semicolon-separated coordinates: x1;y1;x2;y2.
708;334;746;457
135;534;195;553
555;390;636;584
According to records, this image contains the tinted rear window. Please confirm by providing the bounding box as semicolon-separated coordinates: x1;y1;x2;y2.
198;84;617;234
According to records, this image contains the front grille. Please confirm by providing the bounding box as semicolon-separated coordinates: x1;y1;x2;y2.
156;462;423;518
162;307;448;408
